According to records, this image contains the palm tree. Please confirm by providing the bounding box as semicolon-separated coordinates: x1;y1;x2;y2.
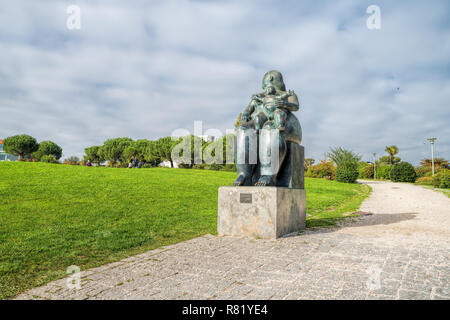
385;145;399;165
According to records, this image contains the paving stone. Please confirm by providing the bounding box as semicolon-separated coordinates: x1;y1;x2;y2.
398;289;431;300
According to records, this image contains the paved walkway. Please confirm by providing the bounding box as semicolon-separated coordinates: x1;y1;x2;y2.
16;181;449;300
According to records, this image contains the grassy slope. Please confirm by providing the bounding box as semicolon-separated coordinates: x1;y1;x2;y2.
0;162;370;298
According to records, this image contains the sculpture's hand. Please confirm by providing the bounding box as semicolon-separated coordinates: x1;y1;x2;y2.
251;94;262;102
274;99;286;108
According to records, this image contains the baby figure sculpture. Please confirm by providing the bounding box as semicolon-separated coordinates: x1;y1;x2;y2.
250;86;294;131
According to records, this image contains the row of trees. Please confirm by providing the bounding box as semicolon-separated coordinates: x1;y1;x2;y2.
1;133;236;170
83;134;236;169
84;137;180;167
2;134;62;162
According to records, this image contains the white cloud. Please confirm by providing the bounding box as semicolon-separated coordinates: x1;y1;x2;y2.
0;0;448;164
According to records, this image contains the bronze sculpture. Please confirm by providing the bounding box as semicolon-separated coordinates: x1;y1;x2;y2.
233;70;303;187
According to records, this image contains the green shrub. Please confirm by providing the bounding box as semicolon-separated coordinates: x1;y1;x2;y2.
307;160;335;180
192;163;205;169
206;163;222;170
377;165;392;180
390;162;416;182
40;155;58;163
431;169;450;188
416;176;433;186
358;162;370;178
221;164;236;172
335;162;359;183
327;147;360;182
439;170;450;188
362;165;374;179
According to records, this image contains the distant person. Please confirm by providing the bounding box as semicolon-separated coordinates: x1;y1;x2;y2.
128;157;134;168
134;157;139;168
87;160;92;167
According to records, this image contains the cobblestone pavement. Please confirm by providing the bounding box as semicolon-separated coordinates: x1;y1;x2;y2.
15;181;449;300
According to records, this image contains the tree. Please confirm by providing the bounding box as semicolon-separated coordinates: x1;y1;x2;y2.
32;140;63;160
3;134;39;160
420;158;449;170
153;137;180;167
384;145;399;165
84;146;103;164
142;140;162;166
170;135;210;168
327;147;361;166
99;137;133;165
122;143;138;162
378;155;400;165
121;139;154;163
202;134;236;166
304;158;315;171
134;139;154;161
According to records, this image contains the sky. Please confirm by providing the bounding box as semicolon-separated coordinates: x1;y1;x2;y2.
0;0;449;165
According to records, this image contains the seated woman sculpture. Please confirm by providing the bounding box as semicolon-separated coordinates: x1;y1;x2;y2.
233;70;302;187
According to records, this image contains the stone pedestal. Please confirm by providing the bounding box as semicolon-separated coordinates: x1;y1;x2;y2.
218;187;306;239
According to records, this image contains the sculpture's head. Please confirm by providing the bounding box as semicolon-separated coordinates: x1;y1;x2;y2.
262;70;286;92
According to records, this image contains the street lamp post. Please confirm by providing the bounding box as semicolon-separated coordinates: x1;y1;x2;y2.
427;138;437;176
373;153;376;180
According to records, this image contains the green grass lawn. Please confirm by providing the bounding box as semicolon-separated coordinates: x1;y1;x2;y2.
0;162;370;299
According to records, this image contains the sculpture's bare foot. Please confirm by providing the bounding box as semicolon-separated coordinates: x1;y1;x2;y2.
233;174;246;186
255;175;275;186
